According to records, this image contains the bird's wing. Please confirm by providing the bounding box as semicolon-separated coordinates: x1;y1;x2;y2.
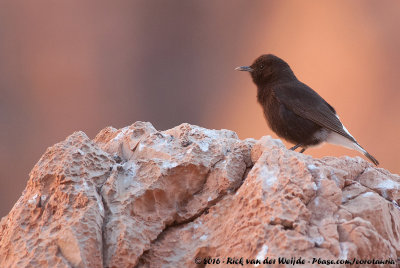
273;82;356;142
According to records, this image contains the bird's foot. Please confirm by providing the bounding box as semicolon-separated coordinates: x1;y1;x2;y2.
290;144;307;153
290;144;302;151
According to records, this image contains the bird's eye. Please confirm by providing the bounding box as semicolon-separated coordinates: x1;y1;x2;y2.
260;64;264;70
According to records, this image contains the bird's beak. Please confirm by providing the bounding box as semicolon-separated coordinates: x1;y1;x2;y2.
235;66;253;72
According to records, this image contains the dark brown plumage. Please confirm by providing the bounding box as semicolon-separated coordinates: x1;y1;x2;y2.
236;54;379;165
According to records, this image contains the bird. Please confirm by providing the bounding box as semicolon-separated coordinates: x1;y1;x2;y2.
235;54;379;166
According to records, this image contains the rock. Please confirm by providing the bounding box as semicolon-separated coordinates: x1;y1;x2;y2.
0;122;399;267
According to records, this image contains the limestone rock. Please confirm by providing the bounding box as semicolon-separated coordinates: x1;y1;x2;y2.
0;122;399;267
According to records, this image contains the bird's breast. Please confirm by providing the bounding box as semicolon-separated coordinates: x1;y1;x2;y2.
258;88;282;134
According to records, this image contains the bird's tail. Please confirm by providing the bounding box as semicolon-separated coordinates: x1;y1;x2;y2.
325;131;379;166
362;150;379;166
355;143;379;166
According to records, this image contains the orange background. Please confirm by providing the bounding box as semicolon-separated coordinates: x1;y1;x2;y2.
1;1;399;217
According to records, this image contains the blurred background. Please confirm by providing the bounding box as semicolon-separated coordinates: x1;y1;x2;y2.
1;0;399;217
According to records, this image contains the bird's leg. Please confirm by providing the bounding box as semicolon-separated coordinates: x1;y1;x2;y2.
299;148;306;153
290;144;302;151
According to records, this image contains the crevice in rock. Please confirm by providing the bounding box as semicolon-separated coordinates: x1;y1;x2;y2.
282;224;295;231
135;157;250;267
135;193;224;268
388;208;399;251
129;137;145;160
233;164;254;194
352;167;397;204
191;157;225;197
340;184;369;205
353;167;367;182
337;206;354;219
95;162;117;268
338;168;377;207
391;200;400;211
269;219;295;231
97;186;110;268
338;167;397;206
362;184;391;202
170;157;228;226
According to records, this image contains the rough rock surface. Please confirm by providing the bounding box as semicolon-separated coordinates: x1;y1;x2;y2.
1;122;399;268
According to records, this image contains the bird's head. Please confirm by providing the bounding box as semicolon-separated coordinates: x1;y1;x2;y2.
235;54;295;86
